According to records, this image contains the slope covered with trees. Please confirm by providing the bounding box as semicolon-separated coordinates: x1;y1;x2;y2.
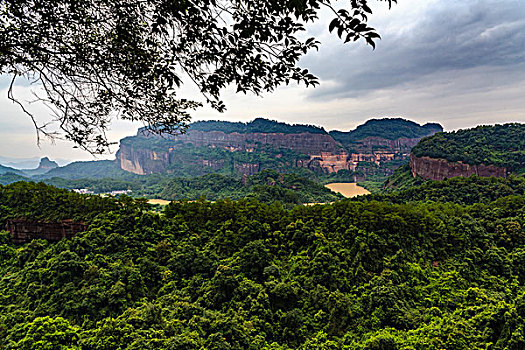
188;118;327;134
412;123;525;173
367;174;525;205
330;118;442;144
0;170;343;206
0;182;524;348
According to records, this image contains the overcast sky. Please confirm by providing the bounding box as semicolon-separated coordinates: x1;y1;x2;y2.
1;0;524;164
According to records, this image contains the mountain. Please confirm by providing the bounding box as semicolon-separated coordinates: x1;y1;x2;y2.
382;123;524;192
37;160;131;180
0;156;41;169
0;156;72;169
37;157;59;171
410;123;524;181
116;117;442;178
189;117;327;134
330;118;442;152
20;157;59;176
0;164;24;176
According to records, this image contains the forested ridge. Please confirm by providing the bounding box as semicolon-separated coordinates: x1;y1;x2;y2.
412;123;525;172
0;181;525;348
187;118;327;134
330;118;442;145
366;175;525;205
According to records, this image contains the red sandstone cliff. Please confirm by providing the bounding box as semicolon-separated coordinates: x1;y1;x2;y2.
410;154;508;181
145;130;340;154
117;144;170;175
116;128;425;176
7;219;87;243
357;136;422;153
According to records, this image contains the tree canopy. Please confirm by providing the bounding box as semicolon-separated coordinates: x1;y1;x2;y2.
1;0;394;153
1;181;525;348
412;123;525;172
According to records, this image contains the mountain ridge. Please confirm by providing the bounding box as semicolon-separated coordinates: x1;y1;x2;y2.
117;117;442;176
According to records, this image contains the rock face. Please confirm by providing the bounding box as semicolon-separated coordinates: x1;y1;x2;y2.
309;152;353;173
116;119;442;176
234;163;260;176
6;219;87;244
148;130;340;154
356;137;422;153
410;155;508;181
117;144;170;175
37;157;59;170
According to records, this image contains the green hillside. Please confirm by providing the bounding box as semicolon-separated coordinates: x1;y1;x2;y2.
0;164;23;176
1;169;342;206
330;118;442;144
37;160;132;180
188;117;327;134
366;174;525;205
412;123;525;172
0;182;524;348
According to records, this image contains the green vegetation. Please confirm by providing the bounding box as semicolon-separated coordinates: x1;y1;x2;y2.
357;180;384;193
0;173;28;185
412;123;525;172
366;175;525;205
0;181;525;348
0;164;23;176
150;170;343;205
188;118;327;134
37;160;131;180
330;118;442;144
0;170;343;206
383;163;426;193
0;182;122;223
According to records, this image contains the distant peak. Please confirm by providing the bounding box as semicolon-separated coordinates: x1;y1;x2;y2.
38;157;59;170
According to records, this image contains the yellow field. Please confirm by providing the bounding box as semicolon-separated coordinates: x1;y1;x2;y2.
324;183;370;198
147;199;171;205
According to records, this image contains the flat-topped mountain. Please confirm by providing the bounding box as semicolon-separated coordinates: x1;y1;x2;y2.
116;117;442;176
189;118;327;134
330;118;442;153
409;123;524;181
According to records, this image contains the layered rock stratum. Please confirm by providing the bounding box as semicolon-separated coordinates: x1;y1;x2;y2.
410;155;508;181
116;118;443;176
408;123;524;181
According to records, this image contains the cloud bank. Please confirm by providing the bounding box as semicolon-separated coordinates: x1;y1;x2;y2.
304;0;525;99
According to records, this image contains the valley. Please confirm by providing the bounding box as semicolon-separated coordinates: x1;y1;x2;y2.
0;117;444;204
0;121;523;349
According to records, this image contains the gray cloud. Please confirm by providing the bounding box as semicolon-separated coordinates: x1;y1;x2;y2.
304;0;525;99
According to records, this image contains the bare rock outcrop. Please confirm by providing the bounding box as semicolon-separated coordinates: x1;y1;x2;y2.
410;154;508;181
7;219;88;243
147;130;340;154
117;144;170;175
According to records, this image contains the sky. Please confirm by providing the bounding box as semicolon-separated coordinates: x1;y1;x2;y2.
0;0;524;164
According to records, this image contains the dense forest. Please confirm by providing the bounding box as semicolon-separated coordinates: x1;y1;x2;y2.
412;123;525;172
0;180;525;348
367;174;525;205
330;118;442;145
187;118;327;134
0;170;343;205
147;170;343;204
